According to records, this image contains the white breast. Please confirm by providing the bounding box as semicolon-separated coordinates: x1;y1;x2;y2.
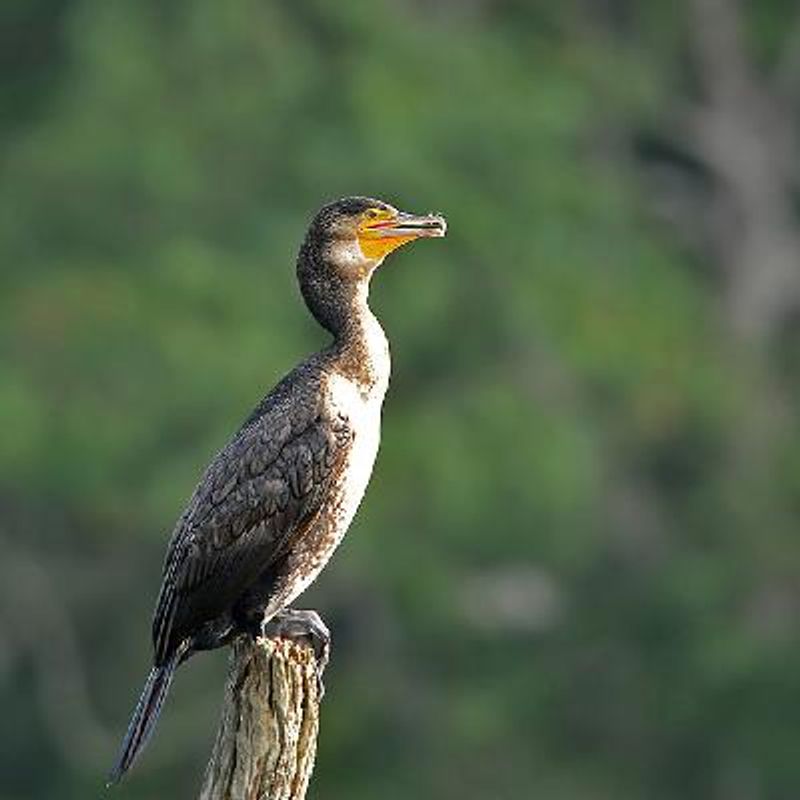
266;305;391;616
271;342;389;613
326;371;385;534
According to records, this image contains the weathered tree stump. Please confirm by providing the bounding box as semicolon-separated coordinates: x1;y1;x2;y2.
199;631;323;800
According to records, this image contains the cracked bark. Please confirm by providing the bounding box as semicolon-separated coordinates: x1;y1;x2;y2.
199;635;322;800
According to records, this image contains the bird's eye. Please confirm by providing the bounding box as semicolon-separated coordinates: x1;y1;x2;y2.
366;208;381;219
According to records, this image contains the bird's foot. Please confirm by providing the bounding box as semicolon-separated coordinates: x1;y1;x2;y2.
261;608;331;699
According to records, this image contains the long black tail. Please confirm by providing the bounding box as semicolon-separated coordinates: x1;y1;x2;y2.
107;648;183;785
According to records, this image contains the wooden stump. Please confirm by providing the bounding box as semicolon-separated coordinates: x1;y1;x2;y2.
199;634;322;800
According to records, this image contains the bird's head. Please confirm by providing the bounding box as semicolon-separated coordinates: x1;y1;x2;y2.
297;196;446;337
304;196;446;280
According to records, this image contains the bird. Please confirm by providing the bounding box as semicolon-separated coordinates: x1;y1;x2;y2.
109;196;446;783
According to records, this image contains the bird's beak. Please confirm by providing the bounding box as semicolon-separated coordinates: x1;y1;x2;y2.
358;209;446;261
375;211;447;239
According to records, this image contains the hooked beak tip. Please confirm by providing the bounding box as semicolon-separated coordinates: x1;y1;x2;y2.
392;212;447;238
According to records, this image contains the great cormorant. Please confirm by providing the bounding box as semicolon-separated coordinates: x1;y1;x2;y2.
109;196;446;782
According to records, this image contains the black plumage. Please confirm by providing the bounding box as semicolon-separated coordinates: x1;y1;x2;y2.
109;196;445;782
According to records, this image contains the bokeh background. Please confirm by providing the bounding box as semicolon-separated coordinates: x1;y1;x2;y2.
3;1;800;798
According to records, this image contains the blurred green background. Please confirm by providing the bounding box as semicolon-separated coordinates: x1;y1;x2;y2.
3;1;800;798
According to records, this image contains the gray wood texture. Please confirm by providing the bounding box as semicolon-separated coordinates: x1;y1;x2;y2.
199;635;321;800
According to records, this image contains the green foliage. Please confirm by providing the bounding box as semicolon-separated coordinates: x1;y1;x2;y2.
2;1;799;799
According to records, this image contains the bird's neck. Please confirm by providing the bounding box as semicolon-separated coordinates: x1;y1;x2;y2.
330;283;390;392
298;243;390;391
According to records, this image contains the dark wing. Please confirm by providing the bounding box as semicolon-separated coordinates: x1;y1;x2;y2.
151;396;351;665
